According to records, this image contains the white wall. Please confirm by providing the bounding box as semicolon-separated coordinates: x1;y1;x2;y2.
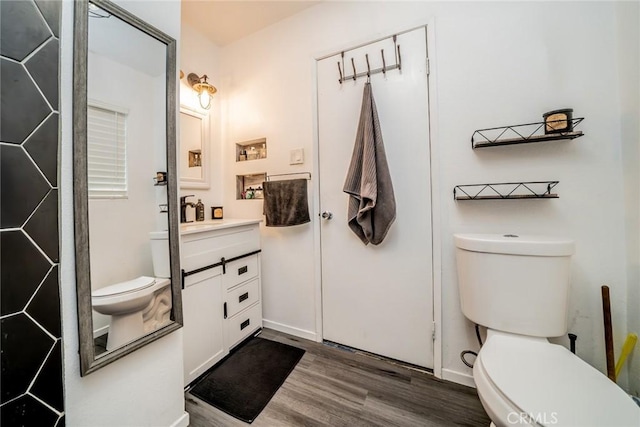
219;1;635;388
178;23;223;221
60;0;188;425
616;1;640;396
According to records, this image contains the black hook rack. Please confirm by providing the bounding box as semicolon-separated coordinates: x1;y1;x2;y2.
337;35;402;84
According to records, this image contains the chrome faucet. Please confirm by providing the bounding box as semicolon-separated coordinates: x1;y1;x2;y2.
180;195;196;223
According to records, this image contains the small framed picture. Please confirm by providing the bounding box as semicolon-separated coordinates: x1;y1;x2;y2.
211;206;223;220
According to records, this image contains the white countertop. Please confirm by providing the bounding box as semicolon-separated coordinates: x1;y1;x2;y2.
179;218;262;235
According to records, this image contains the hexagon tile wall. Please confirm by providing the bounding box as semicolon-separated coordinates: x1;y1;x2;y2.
1;1;65;425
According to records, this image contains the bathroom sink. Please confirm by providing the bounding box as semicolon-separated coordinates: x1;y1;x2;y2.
180;219;261;235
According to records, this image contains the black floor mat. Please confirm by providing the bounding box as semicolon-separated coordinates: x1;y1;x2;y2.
190;337;305;423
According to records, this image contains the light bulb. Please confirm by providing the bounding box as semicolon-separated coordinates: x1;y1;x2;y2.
198;90;211;110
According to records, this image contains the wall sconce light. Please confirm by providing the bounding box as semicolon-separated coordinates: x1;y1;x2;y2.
187;73;217;110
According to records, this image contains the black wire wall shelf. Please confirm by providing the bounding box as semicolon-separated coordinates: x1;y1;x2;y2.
471;118;584;149
454;181;559;201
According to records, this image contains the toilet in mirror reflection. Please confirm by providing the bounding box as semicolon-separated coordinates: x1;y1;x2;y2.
91;232;171;352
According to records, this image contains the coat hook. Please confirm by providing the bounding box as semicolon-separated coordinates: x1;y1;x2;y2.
365;53;371;78
393;35;398;65
351;57;356;81
381;49;386;75
337;61;343;84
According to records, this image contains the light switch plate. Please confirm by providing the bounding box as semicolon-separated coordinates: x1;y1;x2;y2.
290;148;304;165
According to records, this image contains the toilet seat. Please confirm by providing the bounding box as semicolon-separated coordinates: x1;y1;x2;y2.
93;276;157;298
478;332;640;426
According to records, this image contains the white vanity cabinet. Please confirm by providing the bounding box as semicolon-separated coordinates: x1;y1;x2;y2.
180;219;262;386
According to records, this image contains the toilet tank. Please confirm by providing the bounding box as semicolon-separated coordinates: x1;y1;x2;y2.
455;234;575;338
149;231;170;278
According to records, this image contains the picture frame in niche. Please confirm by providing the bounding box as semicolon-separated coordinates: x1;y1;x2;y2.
212;206;223;219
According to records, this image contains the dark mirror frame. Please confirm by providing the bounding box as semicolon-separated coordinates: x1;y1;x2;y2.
73;0;182;376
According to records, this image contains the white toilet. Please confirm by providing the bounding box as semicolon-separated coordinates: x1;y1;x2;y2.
455;233;640;427
92;231;172;351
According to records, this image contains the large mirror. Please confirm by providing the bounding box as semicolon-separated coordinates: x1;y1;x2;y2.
73;0;182;376
179;106;210;189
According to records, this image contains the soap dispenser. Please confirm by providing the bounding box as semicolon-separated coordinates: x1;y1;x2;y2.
195;199;205;222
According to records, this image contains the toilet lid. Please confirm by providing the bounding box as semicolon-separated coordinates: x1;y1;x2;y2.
479;334;640;426
92;276;157;298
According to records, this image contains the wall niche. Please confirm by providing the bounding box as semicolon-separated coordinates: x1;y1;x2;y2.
236;138;267;162
236;173;266;199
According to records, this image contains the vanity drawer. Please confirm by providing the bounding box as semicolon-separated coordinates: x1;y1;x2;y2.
226;278;260;318
223;254;259;290
228;303;262;350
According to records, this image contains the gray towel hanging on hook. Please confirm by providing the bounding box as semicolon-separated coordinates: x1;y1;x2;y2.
343;82;396;245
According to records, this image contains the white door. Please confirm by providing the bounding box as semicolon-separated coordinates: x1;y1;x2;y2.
317;28;433;368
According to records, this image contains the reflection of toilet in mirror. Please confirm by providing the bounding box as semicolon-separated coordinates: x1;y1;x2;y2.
91;231;172;351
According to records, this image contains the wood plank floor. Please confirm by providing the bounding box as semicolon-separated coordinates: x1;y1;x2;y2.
185;329;491;427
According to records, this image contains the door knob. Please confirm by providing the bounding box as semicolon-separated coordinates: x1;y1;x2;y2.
321;211;333;220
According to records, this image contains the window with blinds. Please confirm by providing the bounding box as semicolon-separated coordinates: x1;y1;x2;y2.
87;104;128;198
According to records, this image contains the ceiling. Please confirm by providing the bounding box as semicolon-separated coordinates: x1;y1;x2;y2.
181;1;321;46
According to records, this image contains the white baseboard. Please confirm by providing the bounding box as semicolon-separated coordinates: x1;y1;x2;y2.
262;319;317;341
442;368;476;388
93;325;109;339
170;411;189;427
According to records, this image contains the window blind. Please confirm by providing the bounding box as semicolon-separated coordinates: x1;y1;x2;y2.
87;104;128;198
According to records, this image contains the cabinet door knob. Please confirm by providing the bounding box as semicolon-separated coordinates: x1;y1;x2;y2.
321;211;333;220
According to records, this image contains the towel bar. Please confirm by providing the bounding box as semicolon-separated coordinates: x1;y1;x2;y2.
266;172;311;181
